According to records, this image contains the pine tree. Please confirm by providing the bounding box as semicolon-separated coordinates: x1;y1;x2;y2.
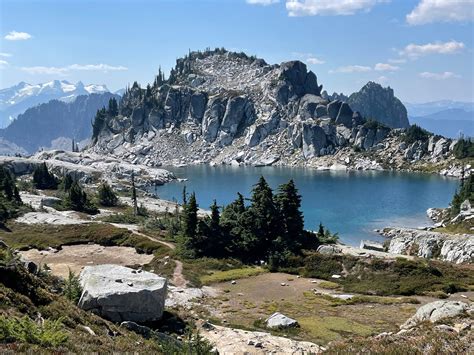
108;97;119;116
67;181;98;214
72;138;76;152
98;182;118;207
183;192;198;241
92;108;107;142
32;163;58;190
131;173;138;216
61;174;74;191
247;176;281;259
275;179;304;252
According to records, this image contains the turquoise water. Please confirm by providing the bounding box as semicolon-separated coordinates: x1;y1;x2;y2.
151;165;459;246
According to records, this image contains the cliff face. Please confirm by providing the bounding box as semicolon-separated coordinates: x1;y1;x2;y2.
0;93;119;154
348;82;409;129
89;49;454;171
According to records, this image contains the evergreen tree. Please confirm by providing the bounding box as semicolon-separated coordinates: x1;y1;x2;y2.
98;182;118;207
451;173;474;215
72;138;76;152
246;176;281;260
91;108;107;142
275;179;304;252
108;97;119;116
183;192;198;241
131;173;138;216
204;200;222;256
66;181;98;214
32;163;58;190
61;174;74;191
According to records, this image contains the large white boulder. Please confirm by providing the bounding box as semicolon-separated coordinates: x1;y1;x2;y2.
78;264;167;322
401;301;471;330
265;312;299;328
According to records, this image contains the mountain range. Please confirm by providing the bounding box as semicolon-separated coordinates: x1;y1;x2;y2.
0;80;110;128
0;92;119;154
405;101;473;138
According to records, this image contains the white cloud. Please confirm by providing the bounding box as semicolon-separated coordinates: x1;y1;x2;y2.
0;52;12;58
388;58;406;64
376;76;389;84
0;60;8;68
399;40;465;58
407;0;474;25
246;0;279;5
330;65;372;73
20;63;128;75
4;31;32;41
419;71;461;80
307;57;325;64
292;52;325;65
286;0;387;17
374;63;399;71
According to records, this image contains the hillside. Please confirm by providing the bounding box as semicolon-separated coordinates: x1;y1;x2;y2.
0;93;119;154
89;49;462;174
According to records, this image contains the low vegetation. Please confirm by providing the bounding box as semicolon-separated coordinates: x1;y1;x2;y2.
403;124;431;144
1;223;167;255
0;166;25;225
453;137;474;159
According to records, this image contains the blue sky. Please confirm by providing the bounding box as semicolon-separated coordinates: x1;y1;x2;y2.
1;0;473;102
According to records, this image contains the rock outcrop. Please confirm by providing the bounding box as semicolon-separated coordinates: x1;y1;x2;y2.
0;93;119;154
401;301;472;330
86;49;459;174
78;264;167;323
0;150;175;187
382;228;473;264
348;82;409;128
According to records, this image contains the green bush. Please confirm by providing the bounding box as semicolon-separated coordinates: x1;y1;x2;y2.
0;315;68;347
403;124;430;144
32;163;58;190
453;137;474;159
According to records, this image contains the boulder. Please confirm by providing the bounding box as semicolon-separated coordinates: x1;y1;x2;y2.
327;100;342;120
299;94;326;120
265;312;299;328
315;104;327;118
302;123;327;158
78;264;167;323
335;103;353;128
401;301;471;329
317;245;341;255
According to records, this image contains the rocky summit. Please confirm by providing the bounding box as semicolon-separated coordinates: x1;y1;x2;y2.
89;49;458;172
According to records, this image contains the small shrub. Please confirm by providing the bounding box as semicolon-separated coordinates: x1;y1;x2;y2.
97;182;118;207
0;315;68;347
63;269;82;303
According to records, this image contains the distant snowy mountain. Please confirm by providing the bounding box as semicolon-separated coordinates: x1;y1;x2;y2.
0;80;110;127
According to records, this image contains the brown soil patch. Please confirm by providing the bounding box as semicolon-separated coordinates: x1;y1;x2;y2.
20;244;154;278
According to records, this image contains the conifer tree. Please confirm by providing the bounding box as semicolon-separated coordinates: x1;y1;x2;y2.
32;163;58;190
275;179;304;252
131;173;138;216
98;182;118;207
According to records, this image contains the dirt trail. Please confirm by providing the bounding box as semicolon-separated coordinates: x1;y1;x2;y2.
112;223;186;286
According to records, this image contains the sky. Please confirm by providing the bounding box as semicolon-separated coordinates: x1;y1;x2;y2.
0;0;473;103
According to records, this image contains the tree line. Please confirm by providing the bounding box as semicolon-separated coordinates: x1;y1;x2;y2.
178;176;337;266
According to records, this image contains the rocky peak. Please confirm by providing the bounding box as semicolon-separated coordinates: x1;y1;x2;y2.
348;81;409;128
